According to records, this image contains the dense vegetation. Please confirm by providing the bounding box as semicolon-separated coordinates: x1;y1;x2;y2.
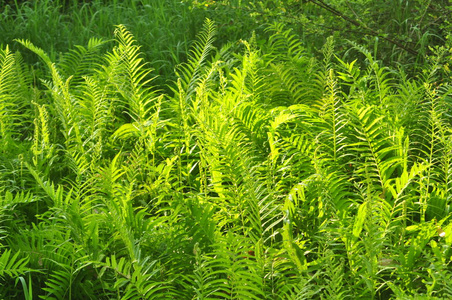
1;0;452;299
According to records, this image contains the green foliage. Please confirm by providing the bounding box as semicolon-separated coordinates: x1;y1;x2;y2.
1;9;452;299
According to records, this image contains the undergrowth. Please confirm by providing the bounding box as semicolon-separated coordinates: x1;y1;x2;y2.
1;17;452;299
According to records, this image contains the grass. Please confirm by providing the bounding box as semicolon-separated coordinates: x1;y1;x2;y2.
1;0;202;87
0;0;302;87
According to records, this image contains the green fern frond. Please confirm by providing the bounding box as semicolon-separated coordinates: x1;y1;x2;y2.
348;105;400;191
349;41;396;108
17;39;85;162
99;255;177;300
102;24;158;126
321;250;348;299
196;120;262;236
261;23;321;106
31;101;55;166
265;23;305;62
225;39;264;104
42;268;73;300
411;83;452;221
77;75;111;165
175;18;216;101
315;69;348;163
192;233;265;300
267;63;310;105
0;46;32;153
0;191;37;243
0;249;29;279
389;74;424;132
231;102;269;148
59;37;107;87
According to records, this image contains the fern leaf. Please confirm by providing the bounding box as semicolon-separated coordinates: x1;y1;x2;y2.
174;18;216;101
0;250;29;279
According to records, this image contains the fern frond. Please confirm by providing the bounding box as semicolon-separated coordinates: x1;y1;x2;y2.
0;249;29;279
348;105;400;191
175;18;216;101
59;37;107;87
225;39;264;104
315;69;348;163
265;23;305;62
349;41;396;108
389;74;424;132
99;255;177;300
262;23;321;107
17;39;85;164
411;83;452;221
102;24;158;125
0;46;32;153
42;268;73;300
0;191;37;243
191;233;265;299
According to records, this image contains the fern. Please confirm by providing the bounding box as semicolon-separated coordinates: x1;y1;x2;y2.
321;250;349;299
59;37;107;87
174;18;216;101
0;191;37;244
16;39;78;138
0;250;29;280
187;234;265;299
103;25;158;125
314;68;348;163
348;105;401;192
349;41;396;108
0;46;32;153
262;23;320;106
98;255;177;300
2;15;452;299
413;83;452;222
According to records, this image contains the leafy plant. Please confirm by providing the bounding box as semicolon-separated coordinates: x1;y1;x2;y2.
1;9;452;298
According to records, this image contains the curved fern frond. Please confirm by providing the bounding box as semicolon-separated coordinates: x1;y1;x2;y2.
348;105;400;191
174;18;216;101
262;23;321;107
102;25;158;125
59;37;108;87
412;83;452;221
99;255;169;300
17;39;84;158
265;22;305;62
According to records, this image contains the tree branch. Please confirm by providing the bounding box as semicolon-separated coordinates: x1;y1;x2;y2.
307;0;419;56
